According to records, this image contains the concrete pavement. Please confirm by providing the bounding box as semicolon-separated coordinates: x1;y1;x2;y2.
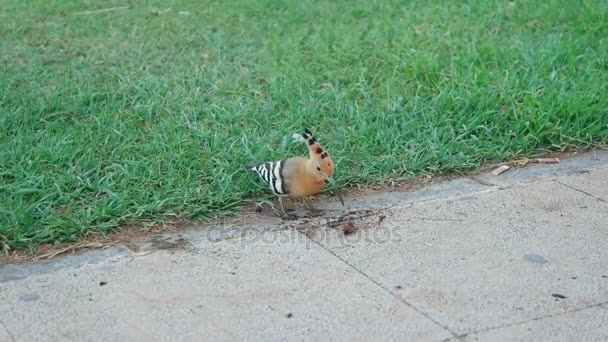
1;150;608;341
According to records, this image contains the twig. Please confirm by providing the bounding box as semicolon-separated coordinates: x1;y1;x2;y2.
72;6;129;15
486;156;560;171
34;242;104;260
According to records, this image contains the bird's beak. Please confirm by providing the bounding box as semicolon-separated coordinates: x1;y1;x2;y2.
326;176;345;206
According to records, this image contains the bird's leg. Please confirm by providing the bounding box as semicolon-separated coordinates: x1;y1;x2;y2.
269;200;282;217
278;197;286;216
279;197;297;220
304;196;325;216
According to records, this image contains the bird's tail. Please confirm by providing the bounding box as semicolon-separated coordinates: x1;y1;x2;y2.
243;162;258;170
292;128;329;160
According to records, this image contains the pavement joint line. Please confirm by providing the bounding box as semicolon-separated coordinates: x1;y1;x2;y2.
439;300;608;341
295;230;461;339
0;319;16;342
556;180;608;204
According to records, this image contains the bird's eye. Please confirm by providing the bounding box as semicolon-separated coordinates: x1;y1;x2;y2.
316;166;321;171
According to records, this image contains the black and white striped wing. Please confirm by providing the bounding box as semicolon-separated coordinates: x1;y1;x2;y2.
250;160;287;195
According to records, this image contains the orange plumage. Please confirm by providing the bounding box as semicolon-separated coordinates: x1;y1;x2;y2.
246;129;343;216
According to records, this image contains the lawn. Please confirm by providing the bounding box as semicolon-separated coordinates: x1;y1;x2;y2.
1;0;607;252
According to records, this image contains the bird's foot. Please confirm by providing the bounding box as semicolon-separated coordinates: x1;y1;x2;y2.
254;200;282;216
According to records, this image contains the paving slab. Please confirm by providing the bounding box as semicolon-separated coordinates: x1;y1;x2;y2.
463;302;608;341
557;165;608;202
0;230;451;342
307;180;608;335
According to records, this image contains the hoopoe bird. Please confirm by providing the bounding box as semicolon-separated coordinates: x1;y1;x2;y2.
245;129;344;216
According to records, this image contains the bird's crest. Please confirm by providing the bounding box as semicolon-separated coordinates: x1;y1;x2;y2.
293;128;334;176
292;129;329;159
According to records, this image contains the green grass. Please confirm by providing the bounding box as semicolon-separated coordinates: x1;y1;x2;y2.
1;0;607;252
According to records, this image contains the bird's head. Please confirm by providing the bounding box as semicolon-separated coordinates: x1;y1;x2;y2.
300;129;336;188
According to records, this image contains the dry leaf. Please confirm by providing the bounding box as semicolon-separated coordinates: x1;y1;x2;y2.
515;158;530;167
534;157;560;163
491;165;511;176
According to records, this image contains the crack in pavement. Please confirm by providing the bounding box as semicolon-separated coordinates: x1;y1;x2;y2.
557;180;608;204
440;300;608;341
297;230;461;339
